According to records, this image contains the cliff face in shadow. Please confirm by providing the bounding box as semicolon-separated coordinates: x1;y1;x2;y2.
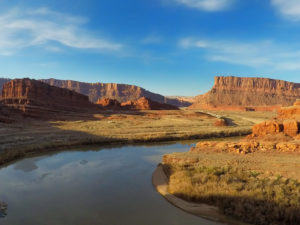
41;78;191;107
0;78;99;118
190;76;300;110
0;78;192;107
0;78;10;93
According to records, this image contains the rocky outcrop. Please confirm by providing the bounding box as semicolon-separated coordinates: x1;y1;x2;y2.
278;105;300;120
0;79;98;117
0;78;11;93
121;97;179;110
190;76;300;110
251;102;300;138
190;100;300;155
283;120;300;137
96;98;121;109
187;139;300;155
294;99;300;106
214;118;228;127
252;120;283;136
41;79;191;107
95;97;178;110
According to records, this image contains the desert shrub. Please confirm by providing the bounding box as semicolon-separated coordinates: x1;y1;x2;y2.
166;164;300;225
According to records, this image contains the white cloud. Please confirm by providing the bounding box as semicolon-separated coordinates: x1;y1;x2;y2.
0;7;122;56
179;37;300;70
271;0;300;21
169;0;235;11
141;35;163;44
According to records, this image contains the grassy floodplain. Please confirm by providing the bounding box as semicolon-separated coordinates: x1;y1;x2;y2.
0;109;275;166
162;145;300;225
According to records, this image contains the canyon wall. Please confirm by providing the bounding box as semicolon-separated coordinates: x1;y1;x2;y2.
0;78;191;107
190;76;300;110
41;79;191;107
0;79;97;115
0;78;11;93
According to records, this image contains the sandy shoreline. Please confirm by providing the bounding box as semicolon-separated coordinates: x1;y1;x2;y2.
152;164;250;225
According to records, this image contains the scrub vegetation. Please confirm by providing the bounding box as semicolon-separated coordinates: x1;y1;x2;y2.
163;150;300;225
0;110;275;166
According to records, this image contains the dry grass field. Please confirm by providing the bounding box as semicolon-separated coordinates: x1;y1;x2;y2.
0;109;276;165
162;144;300;225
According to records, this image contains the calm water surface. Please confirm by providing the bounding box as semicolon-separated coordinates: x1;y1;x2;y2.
0;142;230;225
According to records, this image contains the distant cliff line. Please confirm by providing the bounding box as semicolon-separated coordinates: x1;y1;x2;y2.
2;76;300;110
190;76;300;110
0;78;192;107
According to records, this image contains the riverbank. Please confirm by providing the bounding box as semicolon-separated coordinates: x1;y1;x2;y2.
0;110;275;166
152;164;250;225
159;149;300;225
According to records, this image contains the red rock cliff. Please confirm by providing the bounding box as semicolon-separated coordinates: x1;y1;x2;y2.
0;78;11;92
1;79;97;114
121;97;179;110
190;76;300;110
41;79;191;107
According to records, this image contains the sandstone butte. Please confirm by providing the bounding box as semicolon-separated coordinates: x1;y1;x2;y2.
121;97;179;110
189;76;300;111
96;96;179;110
0;78;99;118
186;100;300;155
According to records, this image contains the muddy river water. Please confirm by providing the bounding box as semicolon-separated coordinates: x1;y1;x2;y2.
0;141;233;225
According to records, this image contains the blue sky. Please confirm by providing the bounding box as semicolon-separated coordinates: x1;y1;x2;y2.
1;0;300;96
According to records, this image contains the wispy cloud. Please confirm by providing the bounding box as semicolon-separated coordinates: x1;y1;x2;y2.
179;37;300;70
168;0;235;11
271;0;300;21
0;7;122;56
141;35;163;44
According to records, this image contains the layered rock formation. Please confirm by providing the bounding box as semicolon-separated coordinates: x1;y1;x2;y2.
0;103;20;123
121;97;179;110
96;97;179;110
0;78;192;107
41;79;191;107
0;79;98;117
277;101;300;120
250;100;300;138
190;100;300;154
96;98;121;109
190;76;300;110
0;78;10;93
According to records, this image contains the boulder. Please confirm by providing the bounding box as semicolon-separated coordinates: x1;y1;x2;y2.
214;118;228;127
278;106;300;120
252;120;283;137
96;98;121;109
283;120;300;137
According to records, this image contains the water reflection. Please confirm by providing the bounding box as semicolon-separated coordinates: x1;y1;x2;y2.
0;142;228;225
0;201;8;218
13;157;44;172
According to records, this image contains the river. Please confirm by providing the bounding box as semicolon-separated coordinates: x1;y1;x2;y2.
0;141;231;225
